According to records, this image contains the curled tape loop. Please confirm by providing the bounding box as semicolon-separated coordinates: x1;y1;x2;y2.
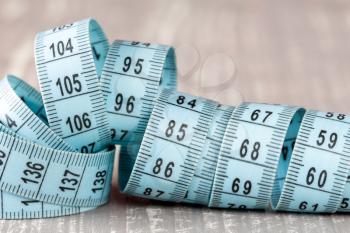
35;19;111;153
0;18;349;219
0;75;114;218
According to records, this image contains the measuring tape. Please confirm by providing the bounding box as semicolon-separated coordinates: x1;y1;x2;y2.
183;104;234;205
35;19;111;153
0;18;178;219
0;74;114;219
121;99;350;213
209;103;304;209
120;89;218;201
100;40;176;146
272;110;350;213
1;17;350;219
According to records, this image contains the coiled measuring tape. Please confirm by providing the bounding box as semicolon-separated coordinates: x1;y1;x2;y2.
120;89;218;201
272;110;350;213
120;96;350;213
209;103;304;209
2;17;350;218
0;18;178;219
35;19;111;153
100;40;176;146
0;75;114;219
184;104;234;205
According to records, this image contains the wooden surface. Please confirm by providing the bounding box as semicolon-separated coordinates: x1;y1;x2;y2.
1;0;350;232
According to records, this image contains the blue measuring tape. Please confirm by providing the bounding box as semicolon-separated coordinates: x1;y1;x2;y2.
209;103;304;209
0;75;114;218
100;40;177;146
272;110;350;212
35;19;111;153
0;18;349;219
0;18;177;219
184;104;234;205
120;89;218;202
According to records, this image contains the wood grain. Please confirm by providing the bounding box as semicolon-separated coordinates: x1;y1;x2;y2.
0;0;350;232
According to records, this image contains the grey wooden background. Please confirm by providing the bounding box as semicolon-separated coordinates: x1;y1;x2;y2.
1;0;350;232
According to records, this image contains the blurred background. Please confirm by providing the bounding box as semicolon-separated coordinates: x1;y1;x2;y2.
1;0;350;112
1;0;350;232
